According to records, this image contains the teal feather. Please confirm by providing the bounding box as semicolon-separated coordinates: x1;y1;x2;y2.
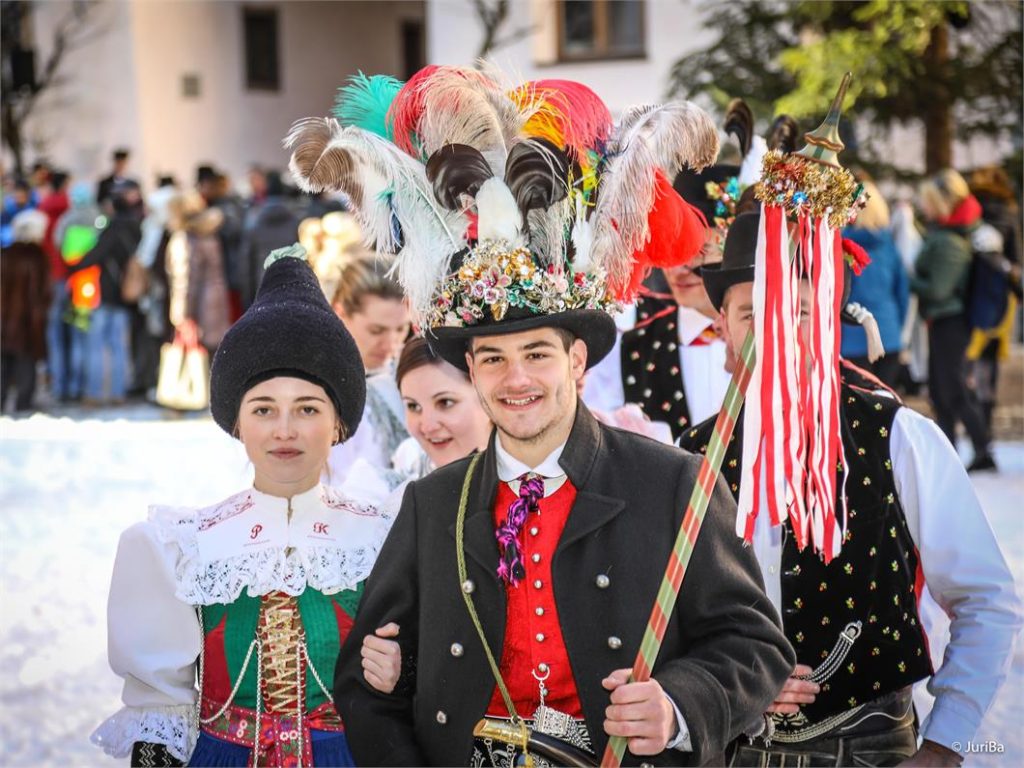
333;72;404;140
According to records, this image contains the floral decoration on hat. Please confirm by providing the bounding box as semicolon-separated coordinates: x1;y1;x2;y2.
427;240;617;328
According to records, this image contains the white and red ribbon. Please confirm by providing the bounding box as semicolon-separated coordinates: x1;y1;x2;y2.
737;205;848;561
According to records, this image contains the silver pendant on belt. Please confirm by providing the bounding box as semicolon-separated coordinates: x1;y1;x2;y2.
531;664;574;739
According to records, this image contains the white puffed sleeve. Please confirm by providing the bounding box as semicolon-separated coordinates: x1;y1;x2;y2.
90;521;202;762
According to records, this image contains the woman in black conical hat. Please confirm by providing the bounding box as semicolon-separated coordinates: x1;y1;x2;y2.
92;245;402;767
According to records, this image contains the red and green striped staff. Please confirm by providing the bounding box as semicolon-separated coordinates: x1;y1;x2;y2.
601;329;754;768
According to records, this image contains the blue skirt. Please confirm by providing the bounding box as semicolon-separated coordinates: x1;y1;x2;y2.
187;728;355;767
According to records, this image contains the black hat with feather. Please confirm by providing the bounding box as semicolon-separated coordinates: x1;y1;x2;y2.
285;67;720;370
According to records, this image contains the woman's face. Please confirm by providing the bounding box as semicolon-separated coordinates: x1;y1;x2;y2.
400;361;492;468
336;296;410;373
237;377;339;498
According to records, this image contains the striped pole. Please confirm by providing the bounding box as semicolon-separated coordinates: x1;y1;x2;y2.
601;329;755;767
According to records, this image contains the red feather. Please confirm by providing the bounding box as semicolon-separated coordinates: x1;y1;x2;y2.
387;65;441;157
841;237;871;275
518;79;612;156
613;171;708;301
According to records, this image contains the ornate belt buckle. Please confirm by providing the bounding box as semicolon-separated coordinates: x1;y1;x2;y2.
533;704;573;739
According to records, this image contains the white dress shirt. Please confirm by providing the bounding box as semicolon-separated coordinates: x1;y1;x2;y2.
492;433;694;752
750;405;1022;751
675;306;731;425
581;305;635;413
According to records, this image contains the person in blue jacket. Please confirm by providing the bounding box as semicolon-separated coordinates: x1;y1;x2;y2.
841;180;909;388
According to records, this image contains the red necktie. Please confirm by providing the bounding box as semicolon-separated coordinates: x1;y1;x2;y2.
686;326;720;347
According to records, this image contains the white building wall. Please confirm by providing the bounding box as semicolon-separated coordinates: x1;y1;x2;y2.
23;0;424;192
17;0;1011;188
130;0;424;188
425;0;715;115
23;0;143;184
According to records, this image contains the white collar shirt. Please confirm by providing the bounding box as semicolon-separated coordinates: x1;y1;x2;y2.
676;306;731;425
494;437;568;497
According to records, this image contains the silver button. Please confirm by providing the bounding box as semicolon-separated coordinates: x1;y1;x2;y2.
596;574;610;589
436;710;447;724
535;606;544;616
608;636;622;650
533;579;543;589
538;662;549;673
530;526;539;536
532;553;541;563
461;579;475;594
536;633;545;642
450;643;464;657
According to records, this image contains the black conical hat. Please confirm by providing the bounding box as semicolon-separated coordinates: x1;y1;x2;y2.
210;245;366;437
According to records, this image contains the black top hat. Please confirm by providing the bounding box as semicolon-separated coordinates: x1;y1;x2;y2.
673;164;740;225
209;245;366;437
701;211;759;311
426;307;617;373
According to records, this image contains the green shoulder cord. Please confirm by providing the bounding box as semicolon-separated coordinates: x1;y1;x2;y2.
455;452;523;726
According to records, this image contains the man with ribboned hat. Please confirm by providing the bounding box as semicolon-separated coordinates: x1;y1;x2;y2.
680;99;1020;765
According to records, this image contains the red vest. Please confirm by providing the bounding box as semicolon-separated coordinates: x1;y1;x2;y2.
487;479;584;719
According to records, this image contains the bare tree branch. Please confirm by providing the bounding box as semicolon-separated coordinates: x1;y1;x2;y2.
472;0;533;61
1;0;106;173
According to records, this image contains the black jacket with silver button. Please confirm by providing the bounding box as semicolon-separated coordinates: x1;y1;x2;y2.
334;403;794;766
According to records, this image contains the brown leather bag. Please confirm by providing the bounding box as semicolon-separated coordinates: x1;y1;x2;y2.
120;254;149;304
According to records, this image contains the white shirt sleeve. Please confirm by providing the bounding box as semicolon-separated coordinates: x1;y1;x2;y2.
890;408;1023;750
664;694;694;751
90;521;202;762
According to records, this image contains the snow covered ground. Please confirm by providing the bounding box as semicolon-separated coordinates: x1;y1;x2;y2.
1;405;1021;766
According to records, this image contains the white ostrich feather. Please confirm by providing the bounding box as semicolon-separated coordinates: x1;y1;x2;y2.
525;198;570;269
570;198;594;273
416;69;521;176
616;100;719;177
475;177;523;243
590;101;719;288
284;117;468;319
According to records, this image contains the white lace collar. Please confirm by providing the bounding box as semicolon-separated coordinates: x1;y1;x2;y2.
149;484;393;605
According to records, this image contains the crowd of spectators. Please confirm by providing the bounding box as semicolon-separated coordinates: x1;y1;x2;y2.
1;151;1020;469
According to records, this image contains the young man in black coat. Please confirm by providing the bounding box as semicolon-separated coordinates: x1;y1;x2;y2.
334;310;794;766
279;67;793;766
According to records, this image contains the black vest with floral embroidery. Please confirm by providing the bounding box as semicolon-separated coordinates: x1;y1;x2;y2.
679;384;934;726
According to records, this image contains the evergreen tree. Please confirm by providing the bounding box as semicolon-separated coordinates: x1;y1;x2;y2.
669;0;1022;178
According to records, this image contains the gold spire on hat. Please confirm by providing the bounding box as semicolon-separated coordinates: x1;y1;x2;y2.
797;72;852;168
